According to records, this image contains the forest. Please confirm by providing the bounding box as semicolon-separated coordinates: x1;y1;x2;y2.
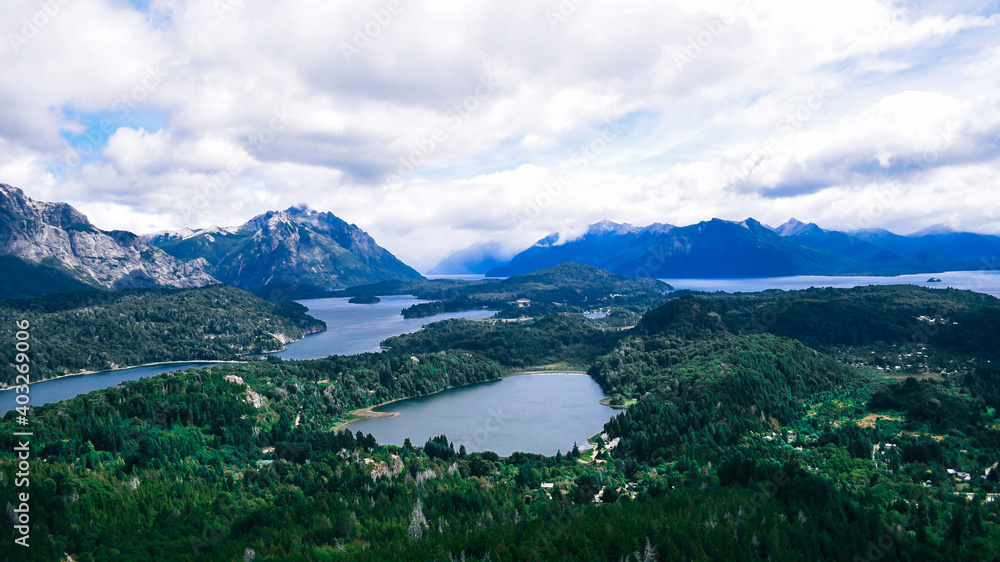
333;262;672;319
3;282;1000;560
0;285;325;385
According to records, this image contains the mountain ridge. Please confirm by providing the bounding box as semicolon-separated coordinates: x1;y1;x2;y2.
0;184;424;299
485;217;1000;278
0;183;216;296
149;205;424;295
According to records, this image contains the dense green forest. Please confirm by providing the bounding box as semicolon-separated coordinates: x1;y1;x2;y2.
3;283;1000;560
333;262;672;319
0;285;325;385
0;255;98;299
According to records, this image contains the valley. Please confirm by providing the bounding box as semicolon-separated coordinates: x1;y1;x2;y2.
3;273;1000;560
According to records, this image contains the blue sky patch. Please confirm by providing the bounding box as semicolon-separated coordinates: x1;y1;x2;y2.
50;107;165;176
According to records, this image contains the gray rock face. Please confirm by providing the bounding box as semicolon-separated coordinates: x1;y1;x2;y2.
0;183;217;290
150;205;424;292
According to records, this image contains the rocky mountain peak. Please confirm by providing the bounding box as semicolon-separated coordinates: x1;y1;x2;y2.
586;220;636;236
774;218;823;237
0;183;216;293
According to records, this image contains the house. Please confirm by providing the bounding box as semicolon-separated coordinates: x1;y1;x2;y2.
540;482;554;489
514;298;531;307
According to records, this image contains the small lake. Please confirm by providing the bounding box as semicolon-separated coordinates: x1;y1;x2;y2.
271;295;497;359
0;362;224;415
344;373;616;456
659;270;1000;298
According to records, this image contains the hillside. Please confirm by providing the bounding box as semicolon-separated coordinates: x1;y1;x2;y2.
0;183;216;297
0;255;96;299
0;285;325;384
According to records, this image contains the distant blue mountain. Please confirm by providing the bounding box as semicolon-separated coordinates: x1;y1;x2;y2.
849;227;1000;266
485;218;1000;278
428;241;513;275
484;221;668;277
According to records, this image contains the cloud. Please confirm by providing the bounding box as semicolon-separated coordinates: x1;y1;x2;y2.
0;0;998;269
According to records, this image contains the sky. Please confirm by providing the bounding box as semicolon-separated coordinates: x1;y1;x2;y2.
2;0;999;271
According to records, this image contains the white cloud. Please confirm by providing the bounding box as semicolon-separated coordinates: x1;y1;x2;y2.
0;0;998;270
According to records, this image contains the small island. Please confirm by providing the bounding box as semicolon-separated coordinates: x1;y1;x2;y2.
348;294;381;304
927;277;942;283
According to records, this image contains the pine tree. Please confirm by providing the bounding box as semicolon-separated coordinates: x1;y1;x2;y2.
947;503;966;544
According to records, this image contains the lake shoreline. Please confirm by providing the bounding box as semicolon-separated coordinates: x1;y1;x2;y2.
599;397;629;409
333;405;401;432
0;360;243;392
507;369;588;376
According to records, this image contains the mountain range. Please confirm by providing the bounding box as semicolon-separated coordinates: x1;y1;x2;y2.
484;218;1000;278
5;181;1000;298
0;184;422;299
0;183;215;298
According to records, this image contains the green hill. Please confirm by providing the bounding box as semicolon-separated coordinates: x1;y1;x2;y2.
0;285;325;384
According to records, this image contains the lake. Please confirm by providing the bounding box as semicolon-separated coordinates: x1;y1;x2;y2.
344;373;616;456
270;295;497;359
659;270;1000;298
0;362;225;415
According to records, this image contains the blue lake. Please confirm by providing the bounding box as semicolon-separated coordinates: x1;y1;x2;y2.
269;295;496;359
345;373;616;456
1;296;495;413
0;362;225;415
